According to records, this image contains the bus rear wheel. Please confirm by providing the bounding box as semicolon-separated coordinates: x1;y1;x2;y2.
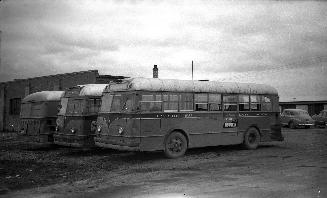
164;131;187;158
243;127;260;150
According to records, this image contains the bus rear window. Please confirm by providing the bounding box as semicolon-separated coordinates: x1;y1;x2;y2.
261;96;272;111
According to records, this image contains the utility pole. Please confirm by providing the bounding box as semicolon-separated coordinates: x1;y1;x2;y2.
192;60;193;80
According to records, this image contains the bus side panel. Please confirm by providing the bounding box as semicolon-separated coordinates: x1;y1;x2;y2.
238;112;283;142
238;112;271;134
160;113;242;149
139;117;163;151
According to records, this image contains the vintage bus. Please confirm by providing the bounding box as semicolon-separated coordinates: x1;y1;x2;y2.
54;84;107;147
94;78;284;158
19;91;65;145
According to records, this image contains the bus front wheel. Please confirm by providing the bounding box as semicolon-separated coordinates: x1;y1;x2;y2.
243;127;260;150
164;131;187;158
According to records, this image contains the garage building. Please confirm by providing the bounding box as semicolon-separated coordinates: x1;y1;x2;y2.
0;70;127;132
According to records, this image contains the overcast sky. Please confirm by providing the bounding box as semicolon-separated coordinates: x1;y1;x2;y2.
0;0;326;101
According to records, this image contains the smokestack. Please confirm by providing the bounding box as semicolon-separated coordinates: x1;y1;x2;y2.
153;65;158;78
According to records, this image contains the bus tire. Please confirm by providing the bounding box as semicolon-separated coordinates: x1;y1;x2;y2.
164;131;187;158
243;127;260;150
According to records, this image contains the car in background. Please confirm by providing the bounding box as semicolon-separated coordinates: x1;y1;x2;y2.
281;109;314;129
312;110;327;128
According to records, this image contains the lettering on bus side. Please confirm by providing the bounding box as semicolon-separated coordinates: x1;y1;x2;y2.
223;117;238;128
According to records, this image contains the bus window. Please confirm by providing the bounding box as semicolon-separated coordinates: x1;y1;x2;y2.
111;94;122;112
239;95;250;111
209;94;222;111
163;94;178;112
195;93;208;111
87;98;101;113
100;94;113;113
58;98;68;115
251;95;261;111
140;94;162;112
20;103;32;118
223;95;237;111
261;96;272;111
31;103;44;117
67;99;85;114
179;93;193;111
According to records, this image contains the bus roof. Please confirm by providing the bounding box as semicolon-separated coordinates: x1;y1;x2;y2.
22;91;65;103
76;84;108;96
105;78;278;95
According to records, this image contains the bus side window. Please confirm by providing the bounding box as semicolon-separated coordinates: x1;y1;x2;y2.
140;94;162;112
223;95;237;111
195;93;208;111
179;93;193;111
163;94;178;112
239;95;250;111
261;96;272;111
251;95;261;111
209;94;221;111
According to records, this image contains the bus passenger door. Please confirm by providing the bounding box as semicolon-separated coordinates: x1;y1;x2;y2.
139;115;161;151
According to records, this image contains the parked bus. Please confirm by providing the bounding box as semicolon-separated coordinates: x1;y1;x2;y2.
19;91;65;145
54;84;107;147
94;78;284;158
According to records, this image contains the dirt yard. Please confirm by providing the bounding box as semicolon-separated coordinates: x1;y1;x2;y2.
1;128;327;198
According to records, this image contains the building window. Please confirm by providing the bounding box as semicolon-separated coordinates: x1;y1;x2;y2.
10;98;21;115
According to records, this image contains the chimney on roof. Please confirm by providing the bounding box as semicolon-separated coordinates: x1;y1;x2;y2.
153;65;158;78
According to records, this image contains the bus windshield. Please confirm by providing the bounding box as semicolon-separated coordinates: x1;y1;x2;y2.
20;103;32;118
58;98;68;115
20;102;46;118
100;93;134;113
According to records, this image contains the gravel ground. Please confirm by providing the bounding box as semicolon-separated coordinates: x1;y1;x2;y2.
1;128;327;198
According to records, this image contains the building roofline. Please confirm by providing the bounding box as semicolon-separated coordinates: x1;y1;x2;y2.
1;70;99;84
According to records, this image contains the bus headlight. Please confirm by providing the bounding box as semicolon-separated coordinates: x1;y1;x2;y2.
20;129;26;134
97;126;102;132
118;127;124;135
71;128;76;134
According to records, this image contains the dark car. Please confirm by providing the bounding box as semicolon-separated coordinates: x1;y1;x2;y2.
281;109;314;129
312;110;327;128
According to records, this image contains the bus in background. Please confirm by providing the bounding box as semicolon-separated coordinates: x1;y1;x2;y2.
54;84;107;147
95;78;283;158
19;91;65;145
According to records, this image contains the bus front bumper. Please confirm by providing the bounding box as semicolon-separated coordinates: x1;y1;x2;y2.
53;133;95;147
17;133;54;146
94;137;139;151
